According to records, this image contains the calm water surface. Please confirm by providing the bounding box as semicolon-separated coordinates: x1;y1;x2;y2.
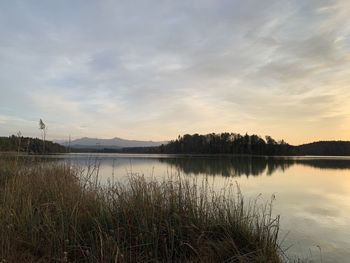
24;154;350;262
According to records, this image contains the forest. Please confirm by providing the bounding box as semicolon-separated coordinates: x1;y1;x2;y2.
0;135;66;154
118;133;350;156
159;133;293;155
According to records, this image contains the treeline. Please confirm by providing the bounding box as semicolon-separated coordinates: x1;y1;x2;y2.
157;134;350;156
69;133;350;156
74;146;161;154
158;133;294;155
0;135;66;154
296;141;350;156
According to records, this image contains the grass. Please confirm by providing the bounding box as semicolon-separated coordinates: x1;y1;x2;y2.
0;157;284;262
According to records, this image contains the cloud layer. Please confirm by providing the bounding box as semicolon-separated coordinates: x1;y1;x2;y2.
0;0;350;144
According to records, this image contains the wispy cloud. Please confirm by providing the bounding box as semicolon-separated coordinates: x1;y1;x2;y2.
0;0;349;143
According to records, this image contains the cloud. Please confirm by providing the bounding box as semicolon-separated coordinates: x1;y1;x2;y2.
0;0;349;143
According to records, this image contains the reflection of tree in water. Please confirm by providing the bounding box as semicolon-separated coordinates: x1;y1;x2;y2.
159;156;350;177
159;156;295;177
294;158;350;170
265;158;295;175
6;155;350;178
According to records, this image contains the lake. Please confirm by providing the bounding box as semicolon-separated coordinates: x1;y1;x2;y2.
20;154;350;262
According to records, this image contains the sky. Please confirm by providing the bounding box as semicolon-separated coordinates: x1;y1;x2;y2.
0;0;350;144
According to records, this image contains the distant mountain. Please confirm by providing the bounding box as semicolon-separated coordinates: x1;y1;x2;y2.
57;137;167;149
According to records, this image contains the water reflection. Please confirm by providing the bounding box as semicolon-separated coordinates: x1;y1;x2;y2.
158;156;292;177
158;156;350;177
295;157;350;170
6;154;350;178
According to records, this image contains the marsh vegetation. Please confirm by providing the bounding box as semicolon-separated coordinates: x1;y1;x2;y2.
0;157;283;262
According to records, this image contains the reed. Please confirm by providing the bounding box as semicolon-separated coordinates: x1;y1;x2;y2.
0;159;283;262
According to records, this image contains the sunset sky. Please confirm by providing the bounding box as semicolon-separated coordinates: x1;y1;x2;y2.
0;0;350;144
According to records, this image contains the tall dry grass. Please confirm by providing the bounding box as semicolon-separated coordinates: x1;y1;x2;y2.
0;158;283;262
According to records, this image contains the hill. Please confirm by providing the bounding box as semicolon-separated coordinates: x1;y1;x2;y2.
296;141;350;156
0;135;66;154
